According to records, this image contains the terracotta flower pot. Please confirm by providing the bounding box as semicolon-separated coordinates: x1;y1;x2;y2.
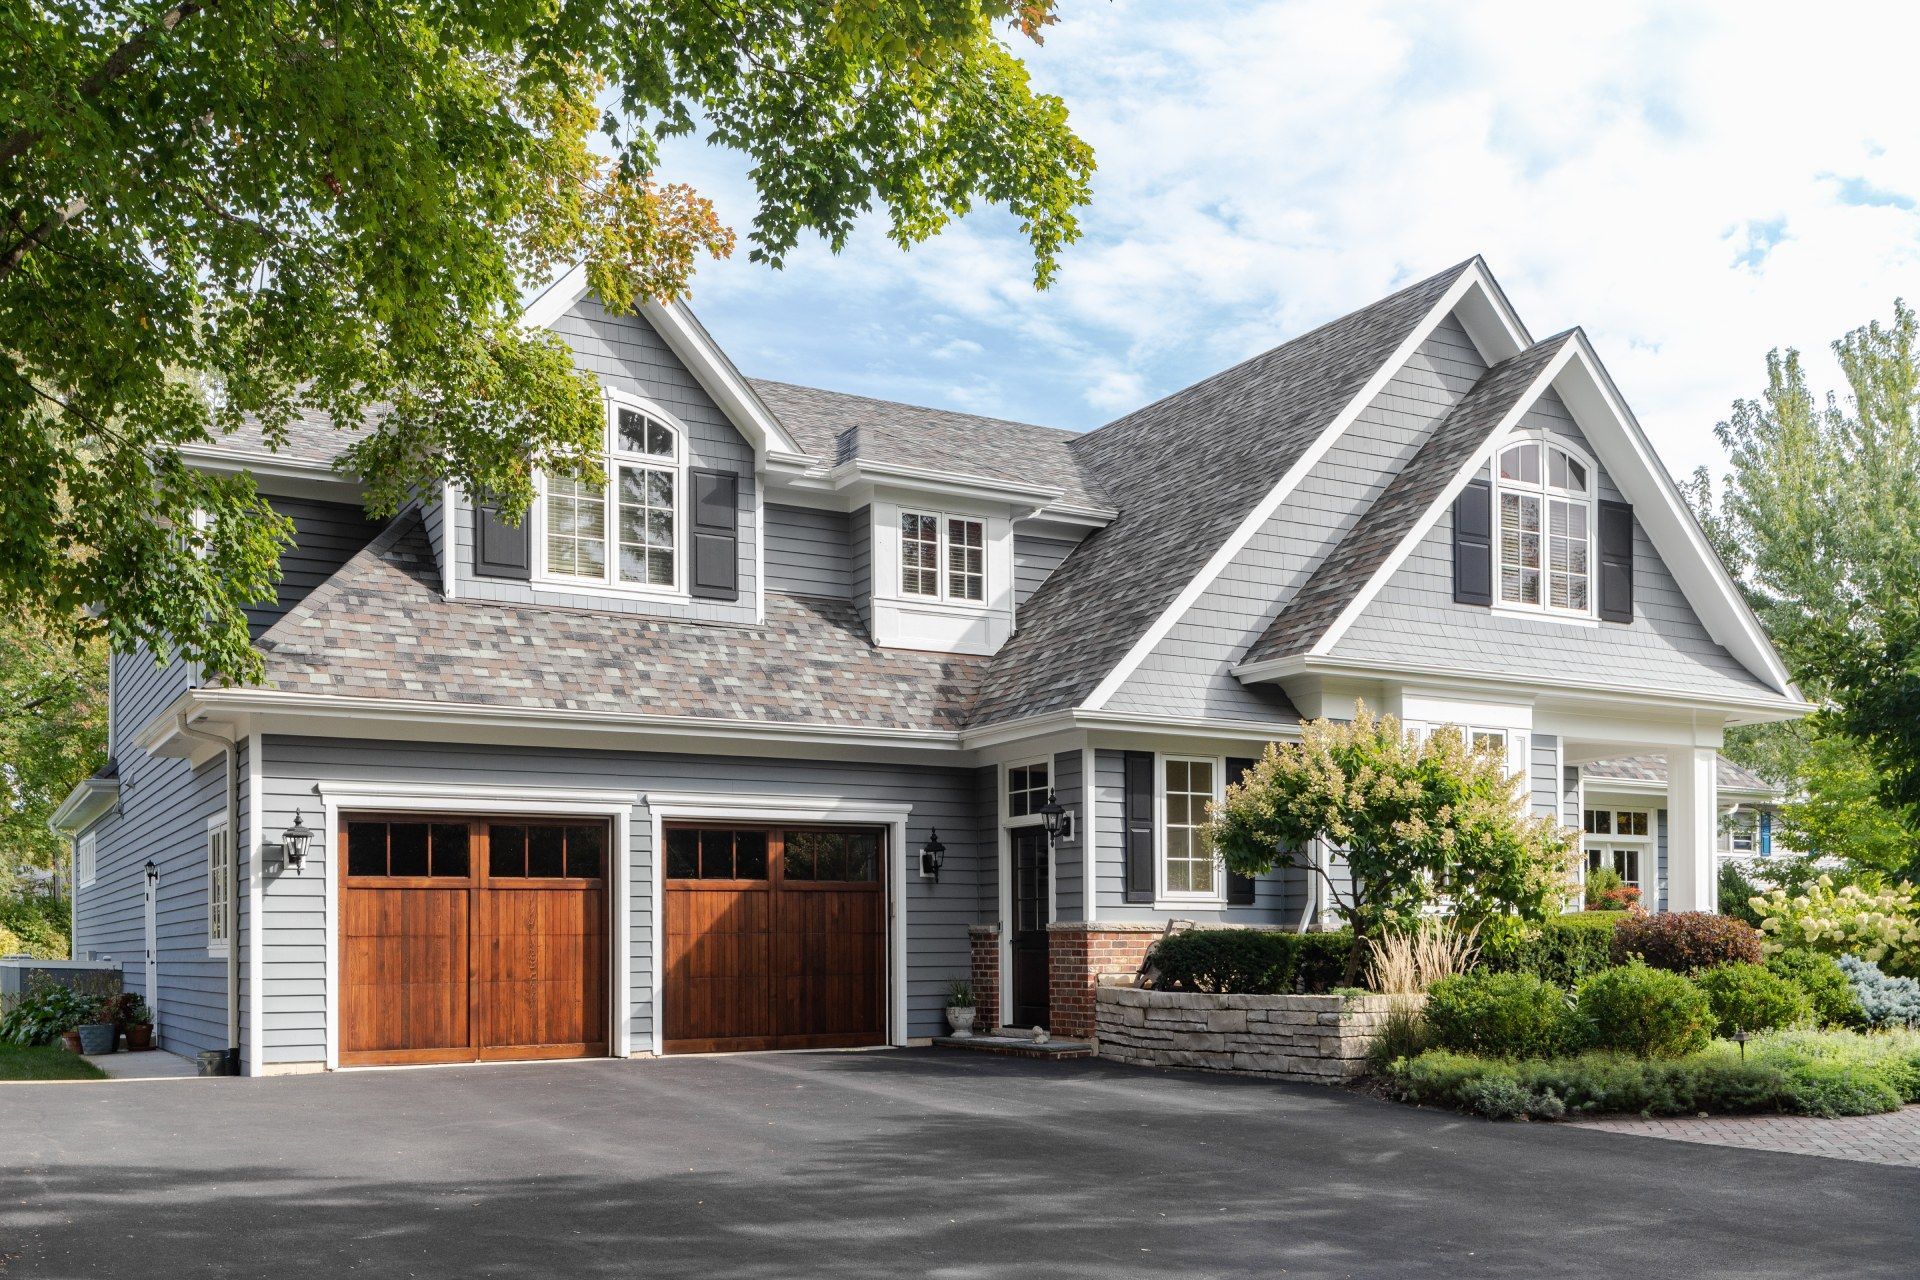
125;1023;154;1052
60;1030;83;1054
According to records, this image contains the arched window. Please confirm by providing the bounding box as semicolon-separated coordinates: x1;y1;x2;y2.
1494;436;1593;614
541;395;683;592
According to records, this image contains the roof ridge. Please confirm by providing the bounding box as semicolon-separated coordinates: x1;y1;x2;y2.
745;377;1080;440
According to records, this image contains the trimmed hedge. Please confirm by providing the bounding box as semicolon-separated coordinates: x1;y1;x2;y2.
1694;963;1812;1037
1147;928;1351;995
1425;971;1576;1059
1479;912;1626;986
1577;962;1714;1058
1612;911;1762;975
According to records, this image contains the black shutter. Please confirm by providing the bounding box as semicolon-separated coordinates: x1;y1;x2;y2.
1452;478;1493;606
472;500;531;580
1123;751;1155;904
688;468;740;601
1224;756;1257;905
1598;499;1634;623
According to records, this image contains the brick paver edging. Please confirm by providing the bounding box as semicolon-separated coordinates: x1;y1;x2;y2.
1572;1105;1920;1169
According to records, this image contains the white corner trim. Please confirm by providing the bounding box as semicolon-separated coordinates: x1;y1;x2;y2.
1079;263;1494;712
246;733;264;1077
439;481;458;601
1306;337;1580;657
1081;744;1097;926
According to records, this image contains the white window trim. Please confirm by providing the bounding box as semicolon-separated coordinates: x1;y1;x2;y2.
76;831;96;888
897;508;987;605
1157;754;1226;906
206;813;231;959
1406;721;1531;786
1004;756;1050;827
531;389;690;602
1583;806;1654;892
1493;433;1598;622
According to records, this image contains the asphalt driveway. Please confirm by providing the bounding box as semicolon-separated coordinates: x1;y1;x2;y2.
5;1050;1915;1279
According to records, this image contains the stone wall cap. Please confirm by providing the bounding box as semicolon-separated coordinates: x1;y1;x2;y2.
967;923;1001;937
1044;921;1169;933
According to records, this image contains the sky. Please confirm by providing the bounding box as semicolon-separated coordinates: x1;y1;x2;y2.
657;0;1920;483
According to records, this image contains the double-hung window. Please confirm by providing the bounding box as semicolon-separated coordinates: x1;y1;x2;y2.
541;397;682;592
899;511;986;603
1161;757;1219;899
207;816;231;957
1495;437;1593;614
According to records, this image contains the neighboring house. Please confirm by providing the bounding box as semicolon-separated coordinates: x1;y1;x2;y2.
51;257;1809;1075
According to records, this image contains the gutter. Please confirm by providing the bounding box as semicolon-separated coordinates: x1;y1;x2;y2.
175;710;242;1076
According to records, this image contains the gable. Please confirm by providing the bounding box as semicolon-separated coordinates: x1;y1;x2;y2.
1101;312;1491;722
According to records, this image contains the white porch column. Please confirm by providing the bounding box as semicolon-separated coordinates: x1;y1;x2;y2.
1664;746;1719;913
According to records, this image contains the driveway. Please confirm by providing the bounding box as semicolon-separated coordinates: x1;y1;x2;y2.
5;1050;1915;1278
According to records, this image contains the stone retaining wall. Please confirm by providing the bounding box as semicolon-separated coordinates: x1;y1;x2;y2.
1095;986;1411;1083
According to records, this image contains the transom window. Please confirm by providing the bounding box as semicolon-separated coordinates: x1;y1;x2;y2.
1495;437;1593;614
899;511;986;602
1583;807;1652;892
541;398;682;592
1008;760;1051;818
1584;809;1650;837
1162;758;1219;898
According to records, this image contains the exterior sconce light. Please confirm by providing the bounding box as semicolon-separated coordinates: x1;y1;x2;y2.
144;859;158;887
278;810;315;872
1039;789;1074;845
919;829;947;882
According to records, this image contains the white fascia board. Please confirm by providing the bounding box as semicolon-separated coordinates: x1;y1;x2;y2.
47;776;119;833
1240;653;1814;722
177;444;361;495
1078;263;1497;713
518;261;807;461
1301;337;1580;658
1555;334;1800;699
1452;257;1533;364
959;707;1304;753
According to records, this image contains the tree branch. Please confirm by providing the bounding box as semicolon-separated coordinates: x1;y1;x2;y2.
0;197;87;277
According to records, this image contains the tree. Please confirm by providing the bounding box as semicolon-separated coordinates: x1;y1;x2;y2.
0;608;107;900
1689;302;1920;877
1207;707;1579;984
2;0;1095;681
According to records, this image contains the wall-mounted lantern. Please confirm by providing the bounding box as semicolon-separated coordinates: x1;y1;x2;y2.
144;859;158;888
1039;789;1074;846
919;829;947;882
267;810;316;874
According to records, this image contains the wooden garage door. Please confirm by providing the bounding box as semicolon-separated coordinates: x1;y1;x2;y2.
663;824;886;1054
339;816;609;1067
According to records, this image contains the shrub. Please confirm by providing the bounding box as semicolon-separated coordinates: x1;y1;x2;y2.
1718;861;1767;928
1837;954;1920;1029
1147;928;1351;995
1364;918;1478;995
1386;1049;1789;1121
1612;911;1763;975
1694;963;1812;1037
1364;999;1433;1074
1748;1027;1920;1109
1479;911;1626;987
0;980;101;1046
1424;971;1576;1058
1765;950;1865;1029
1577;962;1714;1058
1753;875;1920;976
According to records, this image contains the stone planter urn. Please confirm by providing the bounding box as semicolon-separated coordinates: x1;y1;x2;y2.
76;1021;116;1055
945;1005;977;1038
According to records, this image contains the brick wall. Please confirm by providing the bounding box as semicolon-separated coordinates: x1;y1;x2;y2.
967;924;999;1031
1047;925;1159;1040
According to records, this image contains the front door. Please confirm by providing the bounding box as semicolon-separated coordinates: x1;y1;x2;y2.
1009;826;1050;1028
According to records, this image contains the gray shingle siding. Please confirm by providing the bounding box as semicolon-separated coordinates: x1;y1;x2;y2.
1013;531;1084;613
1532;733;1560;818
764;503;851;599
850;505;873;634
257;738;989;1060
1327;389;1772;698
1107;315;1486;720
1051;749;1083;922
449;299;760;625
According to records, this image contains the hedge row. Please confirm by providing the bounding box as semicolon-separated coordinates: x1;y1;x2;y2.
1478;912;1625;986
1148;928;1352;995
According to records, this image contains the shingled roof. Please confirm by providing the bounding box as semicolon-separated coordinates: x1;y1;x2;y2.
253;514;986;734
1243;332;1576;666
963;259;1477;726
1584;754;1777;794
747;379;1113;512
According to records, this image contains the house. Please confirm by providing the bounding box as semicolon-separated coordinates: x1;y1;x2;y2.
50;257;1809;1075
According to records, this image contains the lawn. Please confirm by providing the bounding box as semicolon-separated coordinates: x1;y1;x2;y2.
0;1043;107;1081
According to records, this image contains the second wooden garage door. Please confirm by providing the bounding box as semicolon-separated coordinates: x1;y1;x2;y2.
338;816;609;1067
662;824;887;1054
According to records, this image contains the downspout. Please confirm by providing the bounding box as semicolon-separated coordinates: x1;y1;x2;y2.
177;710;241;1075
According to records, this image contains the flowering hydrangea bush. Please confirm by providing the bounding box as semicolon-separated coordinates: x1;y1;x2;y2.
1752;877;1920;977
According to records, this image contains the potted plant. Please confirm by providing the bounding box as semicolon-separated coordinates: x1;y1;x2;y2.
945;980;978;1038
76;995;117;1055
101;993;154;1051
0;979;101;1053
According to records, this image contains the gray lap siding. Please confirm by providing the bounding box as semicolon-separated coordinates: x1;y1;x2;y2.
256;737;986;1063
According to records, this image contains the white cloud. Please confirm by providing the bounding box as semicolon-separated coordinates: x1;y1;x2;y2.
661;0;1920;478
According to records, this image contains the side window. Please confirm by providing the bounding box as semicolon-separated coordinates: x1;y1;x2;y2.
207;819;230;956
77;832;96;888
1161;757;1218;899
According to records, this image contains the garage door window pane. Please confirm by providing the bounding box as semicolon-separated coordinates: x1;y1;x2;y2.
784;831;828;881
431;824;471;878
842;833;878;882
490;825;527;877
388;823;430;877
347;823;387;877
733;830;769;879
566;825;605;879
527;826;567;877
666;828;698;878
